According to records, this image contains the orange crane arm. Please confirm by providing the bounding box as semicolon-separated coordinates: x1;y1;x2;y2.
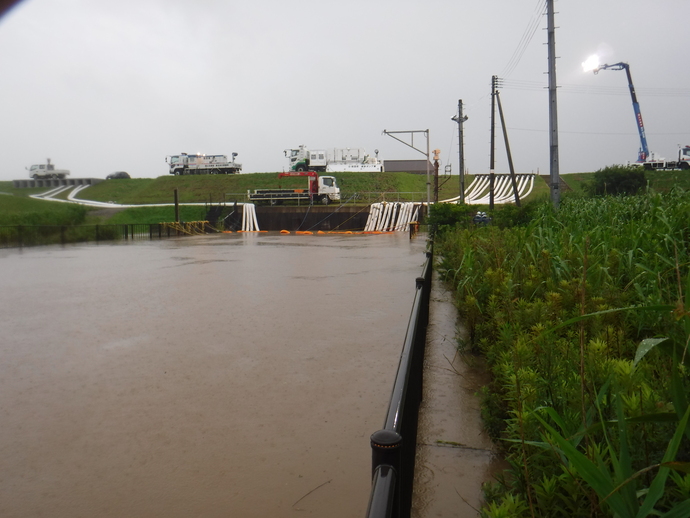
277;171;319;194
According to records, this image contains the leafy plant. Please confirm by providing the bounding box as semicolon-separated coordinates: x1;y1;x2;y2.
435;190;690;516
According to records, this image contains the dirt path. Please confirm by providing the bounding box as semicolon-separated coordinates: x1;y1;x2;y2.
412;272;505;517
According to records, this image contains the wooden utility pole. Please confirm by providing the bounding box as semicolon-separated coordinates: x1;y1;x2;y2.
496;91;521;207
547;0;560;208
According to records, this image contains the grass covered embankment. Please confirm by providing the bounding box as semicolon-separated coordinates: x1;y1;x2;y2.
433;190;690;517
70;172;440;205
1;172;483;226
0;194;87;226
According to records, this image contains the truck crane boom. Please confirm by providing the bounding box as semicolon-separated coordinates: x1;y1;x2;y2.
594;62;649;162
278;171;319;194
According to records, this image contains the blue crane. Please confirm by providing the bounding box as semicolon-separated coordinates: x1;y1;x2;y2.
594;62;649;163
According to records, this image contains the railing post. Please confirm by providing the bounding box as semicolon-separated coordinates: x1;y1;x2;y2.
371;429;402;517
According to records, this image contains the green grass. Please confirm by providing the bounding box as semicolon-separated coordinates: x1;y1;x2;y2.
0;194;87;226
3;168;688;228
75;172;435;205
3;171;549;208
104;206;209;225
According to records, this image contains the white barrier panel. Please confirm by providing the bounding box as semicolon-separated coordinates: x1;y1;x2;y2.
364;202;421;232
439;174;535;205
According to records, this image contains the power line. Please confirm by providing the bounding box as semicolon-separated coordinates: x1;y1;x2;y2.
507;126;689;136
501;79;690;97
499;0;545;78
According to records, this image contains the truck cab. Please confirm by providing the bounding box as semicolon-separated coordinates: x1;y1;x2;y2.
318;175;340;202
285;145;327;172
679;146;690;169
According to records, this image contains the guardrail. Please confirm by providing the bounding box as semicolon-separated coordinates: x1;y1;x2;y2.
224;192;427;204
0;223;198;249
365;242;433;518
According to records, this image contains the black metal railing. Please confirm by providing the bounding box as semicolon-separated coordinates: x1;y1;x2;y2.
0;223;197;249
365;243;433;518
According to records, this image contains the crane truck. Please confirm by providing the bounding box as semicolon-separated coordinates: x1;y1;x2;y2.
27;159;70;179
592;62;690;170
166;153;241;175
285;145;384;172
247;172;341;205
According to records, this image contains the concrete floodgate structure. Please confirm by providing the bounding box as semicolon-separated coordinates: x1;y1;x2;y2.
27;183;424;233
412;272;504;517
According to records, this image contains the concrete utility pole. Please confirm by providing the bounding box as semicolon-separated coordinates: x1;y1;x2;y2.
451;100;468;203
547;0;560;208
489;76;498;210
433;149;440;204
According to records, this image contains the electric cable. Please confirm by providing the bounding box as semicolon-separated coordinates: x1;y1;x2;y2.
306;192;360;232
499;0;545;78
501;79;690;97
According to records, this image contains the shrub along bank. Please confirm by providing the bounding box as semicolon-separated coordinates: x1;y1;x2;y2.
433;190;690;517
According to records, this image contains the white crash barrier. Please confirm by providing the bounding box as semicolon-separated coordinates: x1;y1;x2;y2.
365;202;421;232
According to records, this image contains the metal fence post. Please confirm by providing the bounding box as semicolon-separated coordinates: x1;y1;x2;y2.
370;429;402;517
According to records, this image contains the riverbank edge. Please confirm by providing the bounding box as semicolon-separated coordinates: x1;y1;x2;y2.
411;270;504;517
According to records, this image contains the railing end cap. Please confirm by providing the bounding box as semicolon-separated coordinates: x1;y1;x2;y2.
370;429;402;449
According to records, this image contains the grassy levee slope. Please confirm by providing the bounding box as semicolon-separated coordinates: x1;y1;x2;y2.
78;172;438;205
2;169;688;225
0;192;87;225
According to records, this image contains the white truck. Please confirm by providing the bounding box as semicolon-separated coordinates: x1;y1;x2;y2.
247;172;341;205
639;146;690;171
27;159;70;179
166;153;241;175
285;145;384;173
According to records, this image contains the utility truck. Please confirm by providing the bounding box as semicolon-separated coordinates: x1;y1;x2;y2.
247;171;341;205
27;159;70;179
166;153;241;175
285;145;384;173
640;147;690;171
591;62;690;170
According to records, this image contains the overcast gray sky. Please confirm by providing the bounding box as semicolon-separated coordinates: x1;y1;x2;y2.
1;0;688;181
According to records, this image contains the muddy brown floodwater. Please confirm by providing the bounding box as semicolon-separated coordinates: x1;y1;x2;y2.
0;232;426;518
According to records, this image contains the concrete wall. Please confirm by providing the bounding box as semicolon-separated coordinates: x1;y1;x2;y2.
254;206;369;232
12;178;104;189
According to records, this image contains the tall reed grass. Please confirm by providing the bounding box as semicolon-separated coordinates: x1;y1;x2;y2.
436;189;690;517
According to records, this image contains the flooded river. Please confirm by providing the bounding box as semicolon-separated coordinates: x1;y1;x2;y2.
0;232;427;518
